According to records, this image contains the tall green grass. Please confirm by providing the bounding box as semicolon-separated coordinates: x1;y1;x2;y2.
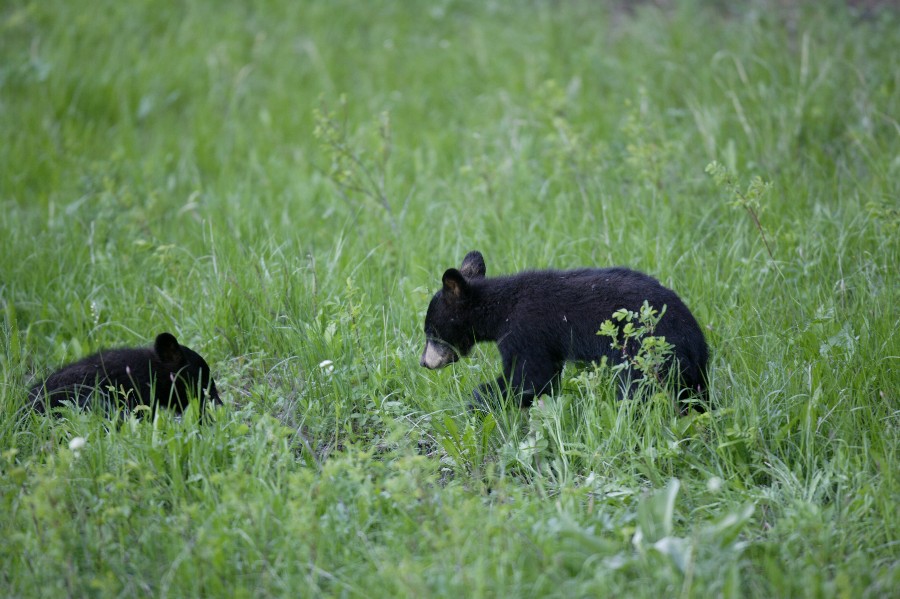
2;0;898;596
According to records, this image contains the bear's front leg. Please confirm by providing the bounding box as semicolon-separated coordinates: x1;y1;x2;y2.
471;376;508;412
506;353;564;408
471;354;563;411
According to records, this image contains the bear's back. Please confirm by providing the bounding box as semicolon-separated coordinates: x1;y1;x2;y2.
30;347;158;411
492;266;674;310
484;265;705;376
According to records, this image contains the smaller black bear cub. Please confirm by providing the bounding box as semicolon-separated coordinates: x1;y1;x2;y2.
420;251;709;411
29;333;221;418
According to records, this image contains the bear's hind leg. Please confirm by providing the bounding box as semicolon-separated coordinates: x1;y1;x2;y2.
614;368;642;401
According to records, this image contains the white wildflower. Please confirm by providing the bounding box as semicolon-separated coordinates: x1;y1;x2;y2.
318;360;335;374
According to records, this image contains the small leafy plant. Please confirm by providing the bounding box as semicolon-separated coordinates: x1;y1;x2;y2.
433;412;497;481
705;160;780;275
597;301;675;397
313;97;409;235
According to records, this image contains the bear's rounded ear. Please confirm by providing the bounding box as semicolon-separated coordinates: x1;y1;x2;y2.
459;251;486;279
442;268;468;298
155;333;185;363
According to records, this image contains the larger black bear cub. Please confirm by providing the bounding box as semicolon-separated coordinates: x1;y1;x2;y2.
29;332;221;418
420;251;709;411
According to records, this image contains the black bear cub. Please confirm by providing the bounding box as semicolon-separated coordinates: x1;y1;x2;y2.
420;251;709;411
29;332;221;418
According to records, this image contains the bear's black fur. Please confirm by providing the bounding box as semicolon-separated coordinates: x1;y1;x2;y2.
29;333;221;418
420;251;709;411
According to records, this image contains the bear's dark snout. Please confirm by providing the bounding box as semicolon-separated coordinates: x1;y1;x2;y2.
420;338;459;369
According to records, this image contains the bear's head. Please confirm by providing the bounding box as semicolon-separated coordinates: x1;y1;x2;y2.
154;332;221;408
420;251;486;369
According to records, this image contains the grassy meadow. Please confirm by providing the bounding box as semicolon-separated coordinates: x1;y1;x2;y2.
2;0;899;596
